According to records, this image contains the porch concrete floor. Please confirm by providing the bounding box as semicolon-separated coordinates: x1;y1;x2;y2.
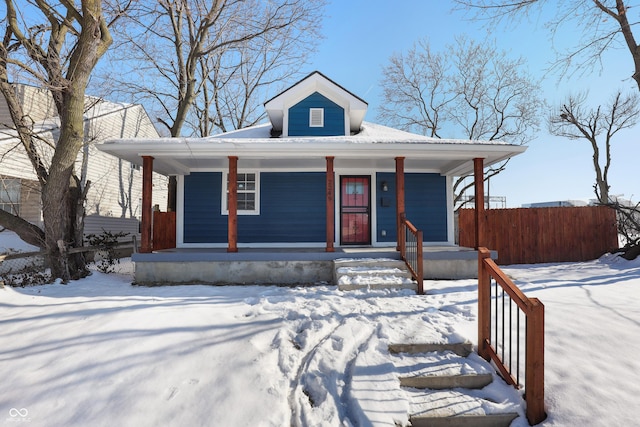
135;245;478;262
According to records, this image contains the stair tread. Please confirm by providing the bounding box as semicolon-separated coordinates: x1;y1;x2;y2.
410;412;519;427
334;257;403;264
392;350;491;375
334;258;404;264
338;274;413;284
389;342;474;357
337;266;411;274
406;388;521;421
400;373;494;390
337;282;418;291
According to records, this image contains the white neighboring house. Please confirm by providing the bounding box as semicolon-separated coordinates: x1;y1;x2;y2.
0;84;168;227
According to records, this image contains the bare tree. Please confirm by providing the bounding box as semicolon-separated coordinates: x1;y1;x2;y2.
454;0;640;91
0;1;123;281
102;0;325;137
101;0;325;209
379;36;544;206
192;25;309;136
611;198;640;259
549;90;640;204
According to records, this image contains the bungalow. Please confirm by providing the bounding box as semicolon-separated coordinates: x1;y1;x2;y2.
97;71;525;285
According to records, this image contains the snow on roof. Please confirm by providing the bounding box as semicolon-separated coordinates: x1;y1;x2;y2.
0;118;60;142
84;97;137;119
202;121;513;146
97;121;526;177
0;100;142;144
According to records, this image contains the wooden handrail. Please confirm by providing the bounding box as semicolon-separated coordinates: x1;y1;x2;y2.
399;214;424;294
481;256;538;314
478;247;546;425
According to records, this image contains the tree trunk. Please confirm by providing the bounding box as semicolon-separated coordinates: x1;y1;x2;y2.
0;0;112;283
42;85;90;281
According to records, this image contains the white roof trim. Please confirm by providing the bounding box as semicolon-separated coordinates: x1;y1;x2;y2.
97;122;527;177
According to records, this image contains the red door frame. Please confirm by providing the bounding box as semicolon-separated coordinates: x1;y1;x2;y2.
339;176;371;245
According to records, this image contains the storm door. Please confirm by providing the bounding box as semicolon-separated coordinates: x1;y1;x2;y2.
340;176;371;245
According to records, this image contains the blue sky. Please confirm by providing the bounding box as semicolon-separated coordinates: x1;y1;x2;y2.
304;1;638;207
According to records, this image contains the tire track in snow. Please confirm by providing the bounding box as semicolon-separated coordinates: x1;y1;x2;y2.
339;325;379;426
288;316;377;427
289;319;344;427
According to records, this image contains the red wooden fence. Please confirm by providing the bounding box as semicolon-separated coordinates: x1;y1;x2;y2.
459;206;618;265
152;211;176;251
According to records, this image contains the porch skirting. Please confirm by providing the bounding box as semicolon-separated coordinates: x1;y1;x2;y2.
131;247;491;286
134;259;334;286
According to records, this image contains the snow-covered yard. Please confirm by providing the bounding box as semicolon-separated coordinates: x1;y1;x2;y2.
1;250;639;426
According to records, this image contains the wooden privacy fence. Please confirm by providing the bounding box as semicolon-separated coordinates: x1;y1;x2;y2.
459;206;618;265
153;211;176;251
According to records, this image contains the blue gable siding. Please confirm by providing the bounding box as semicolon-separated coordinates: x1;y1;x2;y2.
183;171;325;244
288;92;345;136
376;172;448;242
183;172;226;243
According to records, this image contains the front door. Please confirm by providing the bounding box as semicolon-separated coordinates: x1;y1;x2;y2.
340;176;371;245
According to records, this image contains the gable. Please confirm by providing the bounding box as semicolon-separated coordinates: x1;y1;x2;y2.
264;71;367;135
288;92;345;136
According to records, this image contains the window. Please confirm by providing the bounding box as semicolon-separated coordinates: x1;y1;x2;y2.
0;177;21;215
309;108;324;127
223;172;260;215
346;181;364;195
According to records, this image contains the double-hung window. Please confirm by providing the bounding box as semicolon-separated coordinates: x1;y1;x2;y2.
223;172;260;215
0;177;21;216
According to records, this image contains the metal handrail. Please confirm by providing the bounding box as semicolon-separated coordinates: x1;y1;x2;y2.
478;247;546;425
399;214;423;294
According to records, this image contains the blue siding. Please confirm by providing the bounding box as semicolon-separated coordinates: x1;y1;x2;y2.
238;172;325;242
376;172;448;242
288;92;345;136
183;172;226;243
183;171;447;245
182;172;325;244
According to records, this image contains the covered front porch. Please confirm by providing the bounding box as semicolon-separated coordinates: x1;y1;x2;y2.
97;122;519;288
128;153;494;287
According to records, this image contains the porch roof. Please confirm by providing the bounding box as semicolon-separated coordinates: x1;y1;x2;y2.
97;122;526;176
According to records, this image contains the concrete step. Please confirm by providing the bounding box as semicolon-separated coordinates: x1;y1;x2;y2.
336;265;413;278
406;386;520;427
389;343;523;426
410;413;519;427
400;373;493;390
337;274;417;291
333;257;406;269
334;258;417;291
388;342;473;357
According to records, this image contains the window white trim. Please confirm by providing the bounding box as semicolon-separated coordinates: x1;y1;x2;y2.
0;177;21;216
221;171;260;215
309;108;324;127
